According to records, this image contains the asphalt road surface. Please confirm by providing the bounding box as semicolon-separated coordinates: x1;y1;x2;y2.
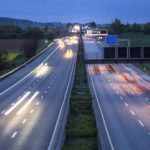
0;40;78;150
85;40;150;150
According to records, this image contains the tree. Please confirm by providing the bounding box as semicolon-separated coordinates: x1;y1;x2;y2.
125;22;131;32
131;22;142;32
89;22;97;28
144;23;150;34
67;23;72;29
22;39;39;60
0;24;23;39
23;27;44;39
111;18;125;34
43;25;49;40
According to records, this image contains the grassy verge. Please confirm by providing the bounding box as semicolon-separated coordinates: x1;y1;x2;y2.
0;40;51;76
63;38;98;150
136;64;150;75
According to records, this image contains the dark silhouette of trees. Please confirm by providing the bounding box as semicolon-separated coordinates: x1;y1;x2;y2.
22;39;39;60
110;18;126;34
89;22;97;28
144;23;150;34
0;50;8;71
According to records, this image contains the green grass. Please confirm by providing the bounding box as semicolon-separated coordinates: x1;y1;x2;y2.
136;64;150;74
63;138;97;150
118;32;150;46
63;38;98;150
7;53;19;61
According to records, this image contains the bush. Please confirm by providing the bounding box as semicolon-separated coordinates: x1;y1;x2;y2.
63;138;98;150
66;114;97;138
144;23;150;34
0;50;8;71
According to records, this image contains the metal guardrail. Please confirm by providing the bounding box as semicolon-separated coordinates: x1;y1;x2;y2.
82;58;150;64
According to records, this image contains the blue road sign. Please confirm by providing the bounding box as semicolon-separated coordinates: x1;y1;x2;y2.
105;35;118;45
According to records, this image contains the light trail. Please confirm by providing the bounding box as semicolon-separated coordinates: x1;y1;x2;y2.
16;91;39;115
5;92;31;116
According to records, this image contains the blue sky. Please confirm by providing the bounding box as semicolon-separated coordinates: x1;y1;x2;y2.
0;0;149;23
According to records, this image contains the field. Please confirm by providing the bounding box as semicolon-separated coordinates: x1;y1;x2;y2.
0;39;25;53
118;32;150;46
0;40;51;76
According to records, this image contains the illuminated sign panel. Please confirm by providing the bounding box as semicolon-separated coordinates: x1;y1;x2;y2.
85;29;108;36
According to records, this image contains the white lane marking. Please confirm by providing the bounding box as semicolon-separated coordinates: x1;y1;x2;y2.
16;92;39;115
5;92;31;115
11;131;18;138
148;132;150;135
41;96;43;99
50;82;53;85
130;109;135;116
0;45;57;96
116;91;118;95
48;48;77;150
1;110;5;114
138;120;144;127
124;102;128;107
87;66;115;150
37;80;39;82
120;96;123;100
33;83;36;85
22;119;27;124
45;91;47;94
30;109;34;114
36;102;39;106
113;87;115;90
48;86;50;89
111;83;113;86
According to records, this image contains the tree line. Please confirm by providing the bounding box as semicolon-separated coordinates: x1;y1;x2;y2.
0;24;67;39
108;18;150;34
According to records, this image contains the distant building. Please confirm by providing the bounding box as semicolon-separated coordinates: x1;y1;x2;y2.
69;24;80;33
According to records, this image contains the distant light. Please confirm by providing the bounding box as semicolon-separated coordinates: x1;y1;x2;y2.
64;50;74;59
35;63;50;77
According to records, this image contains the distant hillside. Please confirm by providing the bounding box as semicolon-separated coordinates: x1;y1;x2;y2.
0;17;66;28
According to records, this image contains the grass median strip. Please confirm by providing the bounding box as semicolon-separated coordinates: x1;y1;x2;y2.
63;38;98;150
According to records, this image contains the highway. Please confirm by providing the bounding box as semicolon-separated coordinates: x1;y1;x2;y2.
0;38;78;150
85;40;150;150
